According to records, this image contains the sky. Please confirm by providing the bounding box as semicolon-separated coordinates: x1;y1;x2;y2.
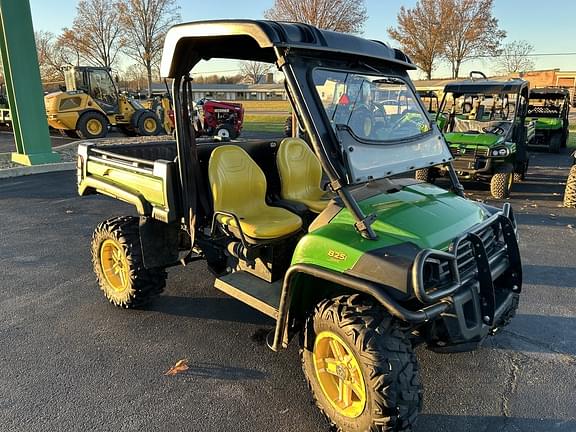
28;0;576;79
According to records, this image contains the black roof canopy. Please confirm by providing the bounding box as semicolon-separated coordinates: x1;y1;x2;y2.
160;20;415;78
444;78;528;95
529;87;571;98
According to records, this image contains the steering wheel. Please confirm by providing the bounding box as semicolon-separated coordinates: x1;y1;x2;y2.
482;125;505;135
348;104;374;138
388;109;423;130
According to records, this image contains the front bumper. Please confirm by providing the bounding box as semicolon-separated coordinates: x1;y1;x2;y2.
412;204;522;345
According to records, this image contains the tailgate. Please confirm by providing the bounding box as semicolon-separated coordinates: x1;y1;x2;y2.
77;142;178;223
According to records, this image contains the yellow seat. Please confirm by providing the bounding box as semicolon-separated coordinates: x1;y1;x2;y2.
208;145;303;240
277;138;331;213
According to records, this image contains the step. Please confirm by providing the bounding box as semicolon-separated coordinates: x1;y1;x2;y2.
214;271;282;319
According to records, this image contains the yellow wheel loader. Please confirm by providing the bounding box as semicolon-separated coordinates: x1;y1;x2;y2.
45;66;161;139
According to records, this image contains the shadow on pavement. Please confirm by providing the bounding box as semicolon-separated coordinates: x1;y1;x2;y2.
148;295;274;326
515;213;576;226
522;264;576;287
172;361;267;381
416;415;576;432
491;314;576;356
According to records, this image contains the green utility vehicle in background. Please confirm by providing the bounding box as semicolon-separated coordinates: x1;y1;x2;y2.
77;21;522;432
417;72;533;199
526;87;570;153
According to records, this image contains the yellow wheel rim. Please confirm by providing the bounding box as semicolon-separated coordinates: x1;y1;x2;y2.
143;117;156;133
86;118;103;135
313;331;367;418
100;239;129;292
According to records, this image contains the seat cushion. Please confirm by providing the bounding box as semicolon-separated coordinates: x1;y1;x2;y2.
209;145;303;240
218;205;303;239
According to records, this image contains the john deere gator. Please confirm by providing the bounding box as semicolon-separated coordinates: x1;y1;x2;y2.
77;20;522;432
526;87;570;153
417;72;534;199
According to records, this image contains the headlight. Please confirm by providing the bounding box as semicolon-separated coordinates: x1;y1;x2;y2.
491;148;509;157
423;257;454;291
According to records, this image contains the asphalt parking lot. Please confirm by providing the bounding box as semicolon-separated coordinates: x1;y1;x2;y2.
0;147;575;431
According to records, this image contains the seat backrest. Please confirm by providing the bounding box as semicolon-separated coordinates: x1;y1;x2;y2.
208;145;267;214
277;138;323;200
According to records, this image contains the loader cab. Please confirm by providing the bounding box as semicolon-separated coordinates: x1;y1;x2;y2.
63;66;119;112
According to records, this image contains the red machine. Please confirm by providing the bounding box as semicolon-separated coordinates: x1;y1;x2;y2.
193;98;244;139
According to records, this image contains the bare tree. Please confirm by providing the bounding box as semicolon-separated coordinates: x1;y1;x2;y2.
388;0;446;80
61;0;125;68
496;40;535;74
122;63;148;92
118;0;180;97
35;31;68;82
239;61;272;84
264;0;368;34
442;0;506;78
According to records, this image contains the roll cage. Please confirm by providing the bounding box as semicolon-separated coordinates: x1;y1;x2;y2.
160;20;461;241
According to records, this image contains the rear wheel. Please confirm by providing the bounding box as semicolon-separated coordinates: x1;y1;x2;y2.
76;111;108;139
301;294;422;432
91;216;166;308
563;165;576;208
490;164;514;199
549;132;562;153
562;129;569;148
215;124;234;139
136;111;161;136
513;159;529;183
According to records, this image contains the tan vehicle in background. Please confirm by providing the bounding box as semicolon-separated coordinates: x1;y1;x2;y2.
45;66;161;139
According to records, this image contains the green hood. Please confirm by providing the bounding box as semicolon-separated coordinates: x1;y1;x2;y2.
444;132;506;148
526;117;562;130
292;183;490;273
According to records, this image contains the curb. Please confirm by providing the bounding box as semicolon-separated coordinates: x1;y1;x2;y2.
0;162;75;179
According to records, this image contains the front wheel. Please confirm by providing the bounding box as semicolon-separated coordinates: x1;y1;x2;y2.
300;295;422;432
76;111;108;139
490;164;514;199
136;111;161;136
91;216;167;308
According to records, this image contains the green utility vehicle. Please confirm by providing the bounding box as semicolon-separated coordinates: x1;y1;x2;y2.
418;72;533;199
526;87;570;153
77;21;522;432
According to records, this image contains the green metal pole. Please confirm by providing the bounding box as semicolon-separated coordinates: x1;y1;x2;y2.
0;0;59;165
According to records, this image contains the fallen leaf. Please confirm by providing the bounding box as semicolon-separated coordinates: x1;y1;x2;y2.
568;224;574;229
165;359;189;376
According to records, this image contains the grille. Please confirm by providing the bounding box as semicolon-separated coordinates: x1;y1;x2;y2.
450;147;490;157
456;223;502;278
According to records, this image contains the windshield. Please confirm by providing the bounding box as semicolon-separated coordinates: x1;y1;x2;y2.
313;69;431;142
439;92;519;136
311;68;451;183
